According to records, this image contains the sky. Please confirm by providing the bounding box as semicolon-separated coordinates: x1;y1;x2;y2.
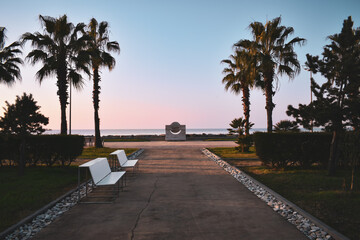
1;0;360;131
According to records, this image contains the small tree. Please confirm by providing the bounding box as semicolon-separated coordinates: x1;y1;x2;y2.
0;93;49;175
274;120;300;132
228;117;254;152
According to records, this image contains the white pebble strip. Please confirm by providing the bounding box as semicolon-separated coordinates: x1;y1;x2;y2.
202;148;334;240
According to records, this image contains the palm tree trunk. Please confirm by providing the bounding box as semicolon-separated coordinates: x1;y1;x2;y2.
242;87;250;135
57;58;68;135
93;68;103;148
264;75;274;133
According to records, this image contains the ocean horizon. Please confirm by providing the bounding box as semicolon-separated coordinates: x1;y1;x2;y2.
44;128;268;136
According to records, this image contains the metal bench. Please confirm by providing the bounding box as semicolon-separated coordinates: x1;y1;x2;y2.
110;150;139;175
78;158;126;203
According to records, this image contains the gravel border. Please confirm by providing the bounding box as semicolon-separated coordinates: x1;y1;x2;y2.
202;148;349;240
1;148;145;240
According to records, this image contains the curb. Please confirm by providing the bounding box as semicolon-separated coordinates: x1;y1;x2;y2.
202;148;350;240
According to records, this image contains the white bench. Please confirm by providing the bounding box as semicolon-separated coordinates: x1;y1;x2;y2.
110;150;139;174
78;158;126;203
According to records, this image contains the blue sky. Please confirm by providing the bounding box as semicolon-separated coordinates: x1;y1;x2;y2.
1;0;360;130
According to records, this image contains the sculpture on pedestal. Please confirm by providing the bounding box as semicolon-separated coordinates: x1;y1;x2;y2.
165;122;186;141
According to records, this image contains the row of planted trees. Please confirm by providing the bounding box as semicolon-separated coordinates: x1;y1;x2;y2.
0;15;120;148
222;16;360;176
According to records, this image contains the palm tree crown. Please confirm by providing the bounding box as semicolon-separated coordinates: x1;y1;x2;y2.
22;15;90;135
235;17;305;132
0;27;23;86
86;18;120;147
221;50;256;135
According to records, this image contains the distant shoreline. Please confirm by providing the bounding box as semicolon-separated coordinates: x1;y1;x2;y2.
44;128;268;136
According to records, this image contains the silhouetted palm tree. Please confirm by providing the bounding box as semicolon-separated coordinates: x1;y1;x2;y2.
86;18;120;148
22;15;90;135
235;17;305;132
221;50;256;135
0;27;23;85
273;120;299;132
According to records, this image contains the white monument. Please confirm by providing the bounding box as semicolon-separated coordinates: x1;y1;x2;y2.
165;122;186;141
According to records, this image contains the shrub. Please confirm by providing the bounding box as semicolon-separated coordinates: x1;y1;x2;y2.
0;135;84;167
235;135;253;152
254;132;332;168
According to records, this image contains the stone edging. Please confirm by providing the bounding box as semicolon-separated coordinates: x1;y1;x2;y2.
0;148;145;240
128;148;144;160
201;148;350;240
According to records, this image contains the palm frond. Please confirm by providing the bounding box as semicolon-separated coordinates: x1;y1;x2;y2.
106;41;120;53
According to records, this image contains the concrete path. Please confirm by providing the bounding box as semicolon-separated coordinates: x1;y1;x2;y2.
34;142;306;240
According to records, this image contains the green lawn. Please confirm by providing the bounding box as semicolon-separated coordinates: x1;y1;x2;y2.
77;147;138;159
211;147;360;240
207;146;257;159
0;166;79;232
0;147;139;233
104;138;150;142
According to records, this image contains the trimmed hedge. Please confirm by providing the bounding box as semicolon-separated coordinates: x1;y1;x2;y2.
253;132;332;168
0;135;84;167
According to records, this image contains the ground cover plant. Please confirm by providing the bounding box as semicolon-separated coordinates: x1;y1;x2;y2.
211;147;360;240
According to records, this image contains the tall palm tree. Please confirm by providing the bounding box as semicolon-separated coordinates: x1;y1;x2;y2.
86;18;120;148
235;17;305;132
22;15;90;135
0;27;23;85
221;50;256;135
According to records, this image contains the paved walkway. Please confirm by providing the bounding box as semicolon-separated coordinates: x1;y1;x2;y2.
34;142;306;240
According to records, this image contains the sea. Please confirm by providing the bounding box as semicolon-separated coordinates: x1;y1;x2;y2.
44;128;268;136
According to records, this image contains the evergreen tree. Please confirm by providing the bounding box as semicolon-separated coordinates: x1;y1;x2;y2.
287;16;360;175
0;93;49;175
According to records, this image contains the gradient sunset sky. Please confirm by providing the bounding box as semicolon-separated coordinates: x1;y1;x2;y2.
1;0;359;131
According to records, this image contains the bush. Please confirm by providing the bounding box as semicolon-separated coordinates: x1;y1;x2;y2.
0;135;84;167
253;132;332;168
235;135;253;152
0;135;21;166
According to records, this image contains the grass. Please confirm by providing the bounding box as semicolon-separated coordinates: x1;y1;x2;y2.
104;138;150;142
0;147;139;233
77;147;138;159
0;166;80;232
204;138;237;141
211;147;360;240
207;146;257;159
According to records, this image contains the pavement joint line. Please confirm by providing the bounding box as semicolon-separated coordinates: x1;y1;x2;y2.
201;148;350;240
130;176;159;240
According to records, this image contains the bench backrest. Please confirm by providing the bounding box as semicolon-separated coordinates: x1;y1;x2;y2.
88;158;111;184
115;150;128;166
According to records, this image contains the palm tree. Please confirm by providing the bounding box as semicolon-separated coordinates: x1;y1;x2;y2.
22;15;90;135
86;18;120;148
0;27;23;85
221;50;256;135
235;17;305;132
273;120;299;132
